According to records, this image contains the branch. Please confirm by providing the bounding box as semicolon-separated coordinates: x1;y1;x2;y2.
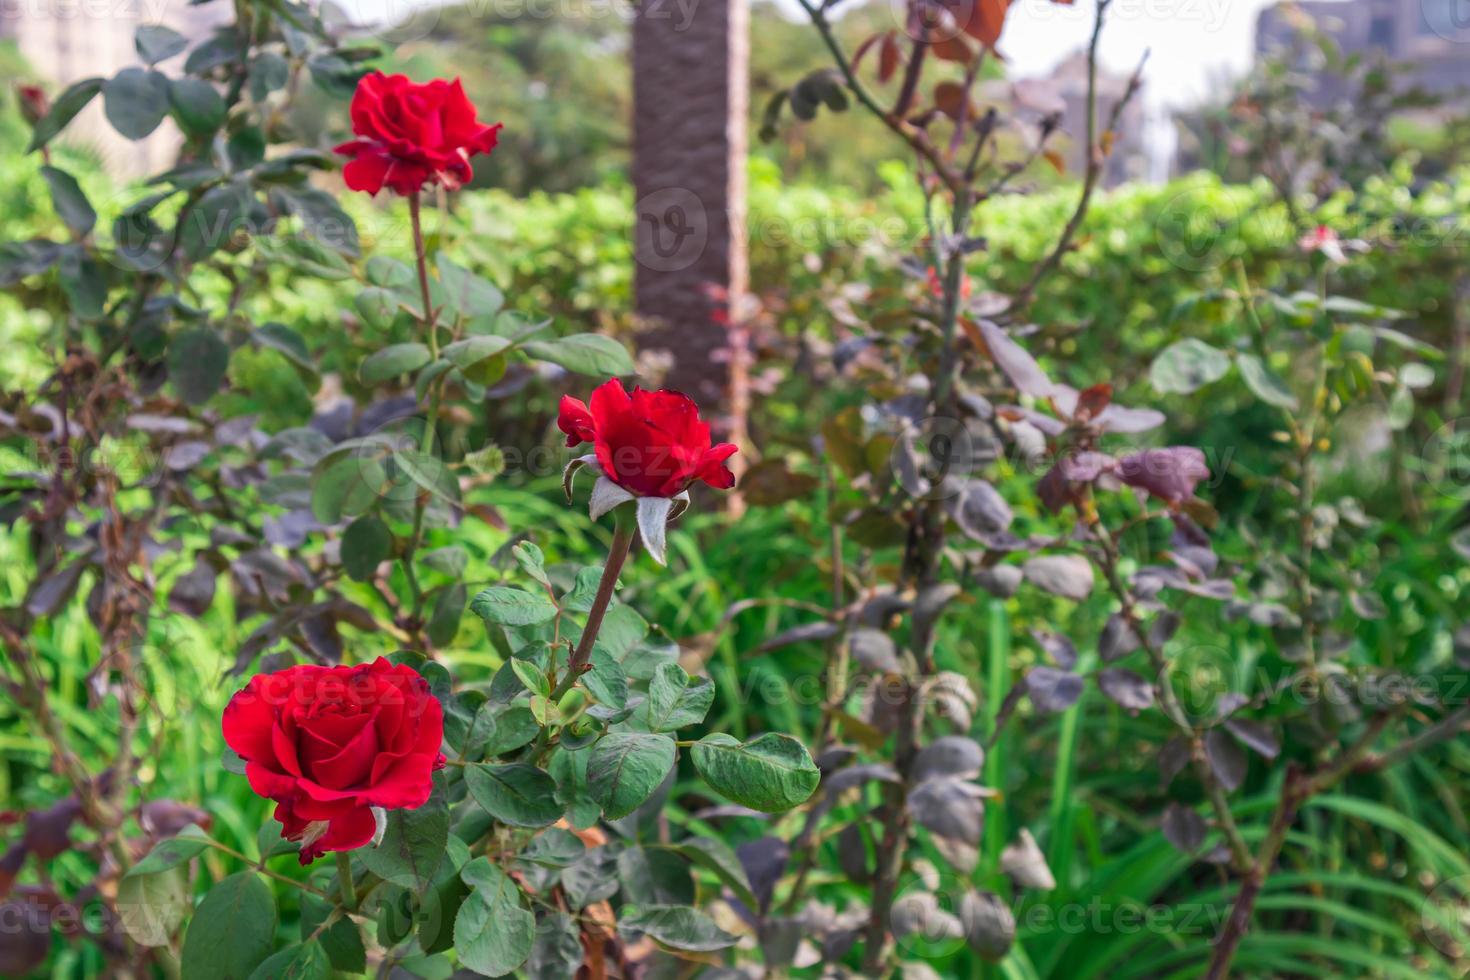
1090;517;1254;873
793;0;962;195
1204;707;1400;979
999;2;1146;321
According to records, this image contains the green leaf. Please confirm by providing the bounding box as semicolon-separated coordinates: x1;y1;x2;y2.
246;941;329;980
169;77;226;135
28;77;103;152
1150;339;1230;394
180;871;276;980
103;68;170;139
366;256;414;288
178;181;248;262
254;234;352;281
228;126;266;169
691;733;820;812
40;166;96;237
422;546;468;576
455;858;535;977
645;663;714;731
617;846;695;905
341;515;392;582
253;322;318;380
618;905;737;952
667;838;757;909
511;658;551;698
136;24;188;64
520;827;585;868
311;451;388;524
483;705;540;755
471;586;558;627
256;818;299;860
528;911;584;979
357;779;448;891
418;836;472;955
300;894;365;973
360;343;431;383
355;287;400;330
427;583;466;647
466;764;564;827
581;649;628;713
58;249;106;318
168;328;230;405
395;449;461;506
587;733;676;820
437;256;504;318
126;825;211;877
560;567;602;613
591;604;648;659
1237;353;1298;410
117;866;190;946
513;541;549;586
522;334;635;377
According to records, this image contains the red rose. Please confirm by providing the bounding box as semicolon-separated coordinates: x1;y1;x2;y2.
221;658;444;864
334;71;502;197
558;378;737;497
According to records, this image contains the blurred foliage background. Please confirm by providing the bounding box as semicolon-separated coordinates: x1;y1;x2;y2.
1;3;1469;975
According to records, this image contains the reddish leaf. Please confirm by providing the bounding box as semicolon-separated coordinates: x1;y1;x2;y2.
879;32;902;84
1074;383;1112;421
851;33;882;73
934;82;971;121
932;33;973;64
951;0;1010;49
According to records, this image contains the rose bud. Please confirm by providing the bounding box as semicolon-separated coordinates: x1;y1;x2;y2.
16;84;48;126
334;71;502;197
221;658;444;864
559;378;738;565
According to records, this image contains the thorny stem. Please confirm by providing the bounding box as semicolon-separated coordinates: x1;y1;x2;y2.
397;191;447;642
551;507;636;701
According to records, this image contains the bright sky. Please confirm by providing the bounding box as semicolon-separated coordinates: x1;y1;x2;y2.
997;0;1281;109
348;0;1283;109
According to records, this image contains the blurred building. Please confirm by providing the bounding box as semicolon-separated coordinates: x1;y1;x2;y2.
1029;50;1149;188
0;0;224;177
1255;0;1470;100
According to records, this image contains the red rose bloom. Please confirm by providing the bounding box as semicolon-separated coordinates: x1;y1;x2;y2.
222;658;444;864
558;378;737;497
334;71;502;197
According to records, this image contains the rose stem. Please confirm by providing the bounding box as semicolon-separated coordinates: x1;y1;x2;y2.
408;191;437;364
550;505;635;701
401;191;441;637
336;851;357;912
